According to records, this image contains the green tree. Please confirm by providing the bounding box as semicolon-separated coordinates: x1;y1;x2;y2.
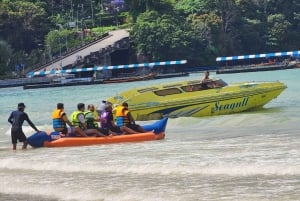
175;0;210;15
131;10;212;65
0;40;13;75
0;0;51;52
125;0;174;22
131;10;185;61
186;13;221;64
266;14;291;50
210;0;244;55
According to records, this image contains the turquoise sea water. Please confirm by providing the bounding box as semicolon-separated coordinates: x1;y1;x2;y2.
0;69;300;201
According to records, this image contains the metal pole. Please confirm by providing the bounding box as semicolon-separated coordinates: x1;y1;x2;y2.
59;36;62;68
91;0;94;27
100;0;103;33
81;19;84;45
76;4;79;32
65;34;68;51
50;45;53;69
71;0;73;21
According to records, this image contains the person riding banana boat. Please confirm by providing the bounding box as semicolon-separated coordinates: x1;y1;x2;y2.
70;103;106;137
84;104;113;136
115;102;146;133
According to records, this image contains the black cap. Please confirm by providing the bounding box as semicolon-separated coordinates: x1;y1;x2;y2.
18;103;26;108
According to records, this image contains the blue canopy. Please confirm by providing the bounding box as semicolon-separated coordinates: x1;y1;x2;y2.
28;60;187;77
111;0;124;4
216;50;300;62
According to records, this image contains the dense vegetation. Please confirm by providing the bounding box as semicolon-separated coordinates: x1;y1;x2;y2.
0;0;299;78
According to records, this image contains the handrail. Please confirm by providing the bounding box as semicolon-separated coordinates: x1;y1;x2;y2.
27;33;111;73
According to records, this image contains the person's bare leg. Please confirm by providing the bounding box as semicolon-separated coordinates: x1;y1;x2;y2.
74;127;88;137
121;126;139;134
108;130;117;136
137;125;147;133
22;141;28;149
85;129;106;137
13;143;17;150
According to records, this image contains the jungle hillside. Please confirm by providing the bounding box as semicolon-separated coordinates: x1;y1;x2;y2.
0;0;299;78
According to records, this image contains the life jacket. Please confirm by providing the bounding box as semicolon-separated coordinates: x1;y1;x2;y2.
52;109;66;130
100;111;110;128
70;110;84;128
84;110;98;129
115;105;129;127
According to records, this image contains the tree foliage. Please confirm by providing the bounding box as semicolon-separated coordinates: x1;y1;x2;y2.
0;40;13;75
0;0;300;76
131;11;183;60
0;0;50;52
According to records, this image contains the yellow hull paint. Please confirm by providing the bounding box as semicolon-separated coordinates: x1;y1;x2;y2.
107;79;287;120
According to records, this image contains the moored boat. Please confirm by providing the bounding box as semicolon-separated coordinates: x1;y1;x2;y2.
27;117;168;148
216;50;300;74
103;73;156;84
107;78;287;120
216;62;292;74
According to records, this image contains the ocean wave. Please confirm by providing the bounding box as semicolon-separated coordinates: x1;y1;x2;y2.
1;157;299;177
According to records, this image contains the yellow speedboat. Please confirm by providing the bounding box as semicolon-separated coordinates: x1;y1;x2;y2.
107;79;287;120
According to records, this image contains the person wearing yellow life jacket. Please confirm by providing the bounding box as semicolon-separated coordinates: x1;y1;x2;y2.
85;104;110;136
70;103;106;137
52;103;73;135
115;102;146;133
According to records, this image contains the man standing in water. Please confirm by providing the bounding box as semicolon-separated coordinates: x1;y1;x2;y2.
8;103;40;150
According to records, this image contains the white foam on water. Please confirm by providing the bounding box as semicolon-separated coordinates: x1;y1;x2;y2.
1;156;300;177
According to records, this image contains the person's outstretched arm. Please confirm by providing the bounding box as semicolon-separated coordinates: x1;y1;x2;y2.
24;113;39;132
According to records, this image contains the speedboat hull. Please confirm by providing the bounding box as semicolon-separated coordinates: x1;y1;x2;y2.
107;79;287;120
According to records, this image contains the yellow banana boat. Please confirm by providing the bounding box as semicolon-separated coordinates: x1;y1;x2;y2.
107;79;287;120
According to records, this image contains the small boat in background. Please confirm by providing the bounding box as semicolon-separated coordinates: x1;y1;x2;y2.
107;78;287;120
27;118;168;148
216;61;292;74
154;72;189;79
103;73;156;84
216;50;299;74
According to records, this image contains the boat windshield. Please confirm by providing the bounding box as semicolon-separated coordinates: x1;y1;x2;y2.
154;88;182;96
181;79;228;92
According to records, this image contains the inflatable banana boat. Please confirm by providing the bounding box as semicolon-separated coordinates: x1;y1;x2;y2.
27;118;168;148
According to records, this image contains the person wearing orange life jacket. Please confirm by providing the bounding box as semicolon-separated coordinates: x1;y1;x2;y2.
52;103;73;136
115;103;130;127
115;102;146;133
101;102;138;135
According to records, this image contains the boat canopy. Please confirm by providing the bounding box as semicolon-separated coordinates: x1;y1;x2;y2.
28;60;187;77
216;50;300;62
